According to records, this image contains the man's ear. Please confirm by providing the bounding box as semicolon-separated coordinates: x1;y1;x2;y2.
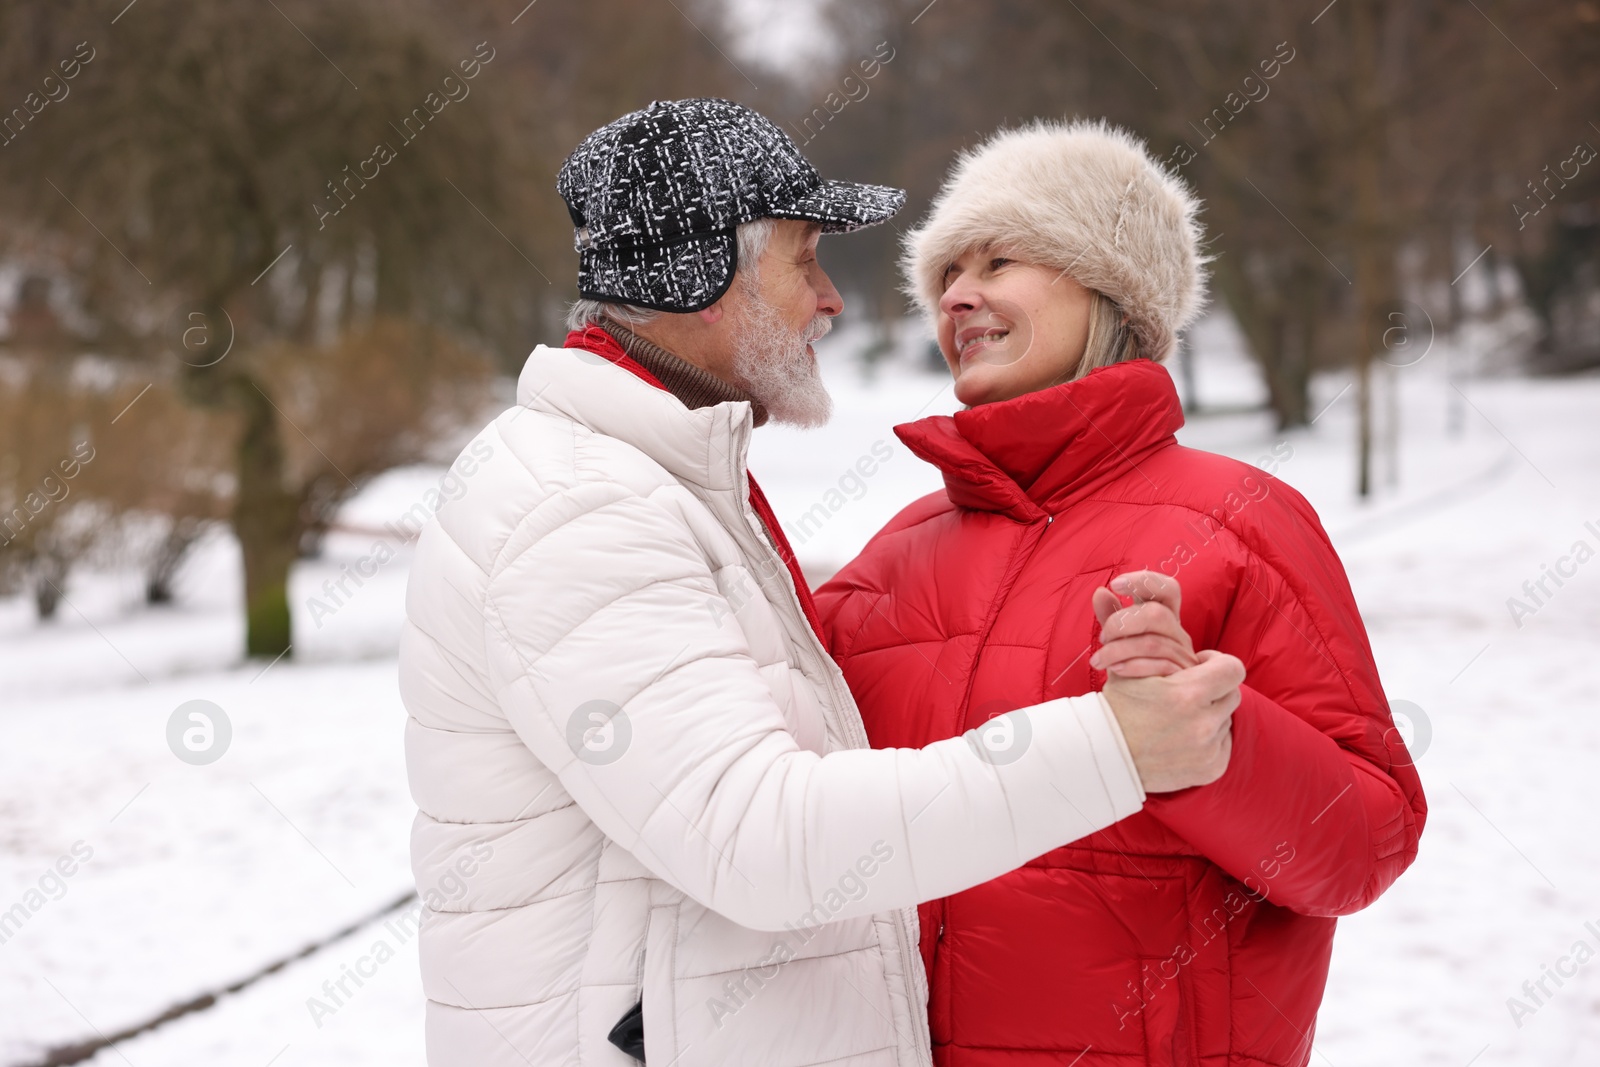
696;299;727;325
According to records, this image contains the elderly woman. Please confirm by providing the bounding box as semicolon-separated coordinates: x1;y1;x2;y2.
815;120;1427;1067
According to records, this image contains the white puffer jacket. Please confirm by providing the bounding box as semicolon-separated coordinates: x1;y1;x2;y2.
399;343;1148;1067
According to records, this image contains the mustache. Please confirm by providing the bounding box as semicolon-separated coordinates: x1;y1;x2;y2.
803;315;833;344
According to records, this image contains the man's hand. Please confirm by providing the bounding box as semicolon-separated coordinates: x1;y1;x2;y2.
1101;649;1242;793
1090;570;1196;678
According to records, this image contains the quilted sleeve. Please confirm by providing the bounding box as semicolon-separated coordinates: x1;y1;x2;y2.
1143;503;1426;917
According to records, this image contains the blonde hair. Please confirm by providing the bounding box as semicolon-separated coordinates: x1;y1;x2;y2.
1069;290;1141;381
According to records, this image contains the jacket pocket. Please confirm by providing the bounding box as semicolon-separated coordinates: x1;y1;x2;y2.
1139;956;1198;1067
641;905;680;1066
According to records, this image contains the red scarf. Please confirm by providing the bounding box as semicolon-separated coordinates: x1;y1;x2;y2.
564;326;829;651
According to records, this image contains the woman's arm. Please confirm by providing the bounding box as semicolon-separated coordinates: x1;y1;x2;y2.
1143;682;1414;916
1138;535;1426;917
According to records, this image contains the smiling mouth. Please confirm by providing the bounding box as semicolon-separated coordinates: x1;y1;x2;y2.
957;328;1009;361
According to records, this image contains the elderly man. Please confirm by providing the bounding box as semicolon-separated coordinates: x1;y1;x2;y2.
399;97;1241;1067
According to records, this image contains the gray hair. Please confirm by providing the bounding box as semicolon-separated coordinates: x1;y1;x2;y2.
565;218;777;331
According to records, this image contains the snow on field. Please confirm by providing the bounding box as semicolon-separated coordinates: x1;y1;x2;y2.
2;313;1597;1065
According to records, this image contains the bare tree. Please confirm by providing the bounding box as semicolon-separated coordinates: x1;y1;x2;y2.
0;0;532;654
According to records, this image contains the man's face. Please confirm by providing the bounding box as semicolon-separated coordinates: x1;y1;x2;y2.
746;220;843;342
720;220;842;427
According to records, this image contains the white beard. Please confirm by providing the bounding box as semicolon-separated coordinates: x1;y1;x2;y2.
729;293;833;428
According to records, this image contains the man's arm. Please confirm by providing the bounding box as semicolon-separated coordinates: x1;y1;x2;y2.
479;480;1236;931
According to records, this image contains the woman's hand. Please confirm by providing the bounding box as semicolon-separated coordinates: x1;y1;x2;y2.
1089;570;1198;678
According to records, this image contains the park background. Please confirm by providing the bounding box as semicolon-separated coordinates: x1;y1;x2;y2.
1;0;1598;1063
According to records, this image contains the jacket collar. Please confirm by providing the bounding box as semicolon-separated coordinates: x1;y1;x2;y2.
516;339;754;494
893;359;1185;521
594;319;771;427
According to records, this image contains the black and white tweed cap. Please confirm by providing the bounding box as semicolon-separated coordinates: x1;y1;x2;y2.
557;98;906;313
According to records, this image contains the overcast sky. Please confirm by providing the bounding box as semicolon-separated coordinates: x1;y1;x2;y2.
721;0;838;80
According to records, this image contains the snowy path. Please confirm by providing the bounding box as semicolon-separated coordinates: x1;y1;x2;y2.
2;320;1597;1065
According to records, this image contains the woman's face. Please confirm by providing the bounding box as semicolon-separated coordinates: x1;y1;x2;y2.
936;247;1094;407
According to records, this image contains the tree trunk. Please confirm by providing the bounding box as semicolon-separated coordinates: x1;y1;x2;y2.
1350;0;1384;498
1212;251;1306;427
1277;261;1318;429
32;551;68;620
229;375;302;659
1447;228;1468;436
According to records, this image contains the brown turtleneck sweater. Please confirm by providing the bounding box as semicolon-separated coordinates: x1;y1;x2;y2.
599;317;769;428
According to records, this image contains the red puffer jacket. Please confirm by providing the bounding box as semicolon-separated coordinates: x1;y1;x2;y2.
815;359;1426;1067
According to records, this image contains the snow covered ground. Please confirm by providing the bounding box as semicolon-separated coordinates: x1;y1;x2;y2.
2;312;1597;1066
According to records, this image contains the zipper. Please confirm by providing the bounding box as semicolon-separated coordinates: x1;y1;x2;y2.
794;584;933;1063
795;548;936;1063
895;512;1050;1062
742;512;933;1062
954;512;1054;730
715;437;934;1064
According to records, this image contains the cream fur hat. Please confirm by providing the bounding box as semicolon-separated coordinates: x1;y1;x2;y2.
903;118;1208;362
